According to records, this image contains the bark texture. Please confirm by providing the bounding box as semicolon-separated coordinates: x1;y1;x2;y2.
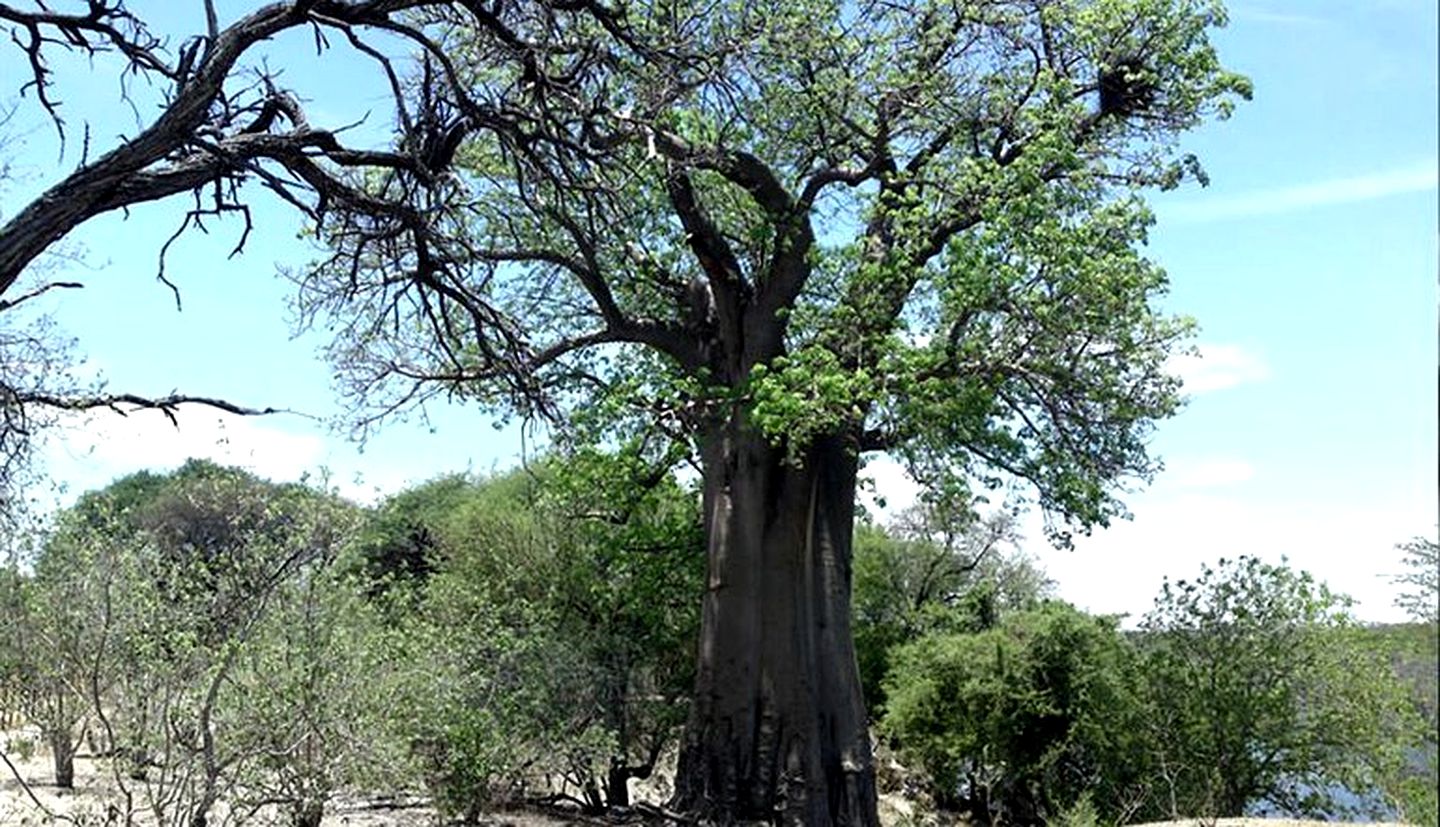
48;729;75;789
675;424;878;826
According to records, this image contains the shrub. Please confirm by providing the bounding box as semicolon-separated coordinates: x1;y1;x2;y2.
1140;556;1424;820
881;601;1150;826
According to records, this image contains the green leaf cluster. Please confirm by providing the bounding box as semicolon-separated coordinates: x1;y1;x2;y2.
372;449;702;815
297;0;1252;541
851;504;1052;708
878;555;1431;825
882;601;1149;825
1140;556;1427;821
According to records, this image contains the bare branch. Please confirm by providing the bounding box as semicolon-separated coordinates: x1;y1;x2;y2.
0;279;82;312
14;391;301;427
0;0;445;296
0;747;80;826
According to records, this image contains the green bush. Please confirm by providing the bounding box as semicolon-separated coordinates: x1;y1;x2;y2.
881;601;1150;826
852;507;1049;710
1140;555;1424;820
391;450;702;817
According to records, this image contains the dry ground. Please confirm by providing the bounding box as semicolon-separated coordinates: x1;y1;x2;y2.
0;730;1420;826
2;726;577;826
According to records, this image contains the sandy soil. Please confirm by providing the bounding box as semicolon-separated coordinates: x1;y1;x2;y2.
1;725;578;826
1;729;1421;826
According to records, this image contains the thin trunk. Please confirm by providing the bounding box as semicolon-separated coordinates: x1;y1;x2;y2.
675;425;878;825
189;642;240;827
607;765;632;809
293;799;324;827
49;727;75;789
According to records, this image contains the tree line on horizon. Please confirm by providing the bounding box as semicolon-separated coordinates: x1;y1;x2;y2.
1;458;1434;827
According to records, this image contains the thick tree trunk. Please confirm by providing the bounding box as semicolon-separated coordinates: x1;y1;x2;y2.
674;425;878;825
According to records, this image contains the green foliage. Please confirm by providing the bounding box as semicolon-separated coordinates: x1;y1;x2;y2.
881;602;1149;826
296;7;1251;814
7;452;701;822
27;461;382;827
878;557;1432;826
390;449;702;816
222;532;409;826
1393;536;1439;624
14;496;146;787
402;567;584;819
300;0;1251;548
1365;621;1439;827
852;506;1051;709
351;474;478;602
1140;556;1423;820
0;565;22;724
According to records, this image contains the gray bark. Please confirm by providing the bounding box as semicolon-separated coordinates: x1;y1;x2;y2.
48;727;75;789
674;423;878;826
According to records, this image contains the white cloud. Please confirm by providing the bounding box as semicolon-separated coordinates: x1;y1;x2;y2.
1167;343;1270;394
1031;494;1433;626
40;408;328;505
1164;159;1438;223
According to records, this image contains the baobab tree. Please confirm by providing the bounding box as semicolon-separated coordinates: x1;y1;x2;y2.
292;1;1247;823
0;1;1248;822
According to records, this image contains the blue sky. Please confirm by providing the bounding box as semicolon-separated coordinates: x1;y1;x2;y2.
3;0;1436;622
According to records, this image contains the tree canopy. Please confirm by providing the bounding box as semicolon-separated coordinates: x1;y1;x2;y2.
297;0;1249;536
1140;556;1422;819
283;8;1249;811
1394;536;1439;624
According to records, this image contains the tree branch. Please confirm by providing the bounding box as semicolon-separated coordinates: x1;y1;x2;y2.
14;391;298;427
0;0;444;296
0;279;83;312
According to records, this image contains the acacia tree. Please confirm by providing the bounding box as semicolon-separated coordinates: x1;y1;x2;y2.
2;1;1247;822
287;2;1246;823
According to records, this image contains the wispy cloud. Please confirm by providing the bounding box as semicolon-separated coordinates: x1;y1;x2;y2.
40;409;329;505
1165;160;1438;223
1167;343;1270;395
